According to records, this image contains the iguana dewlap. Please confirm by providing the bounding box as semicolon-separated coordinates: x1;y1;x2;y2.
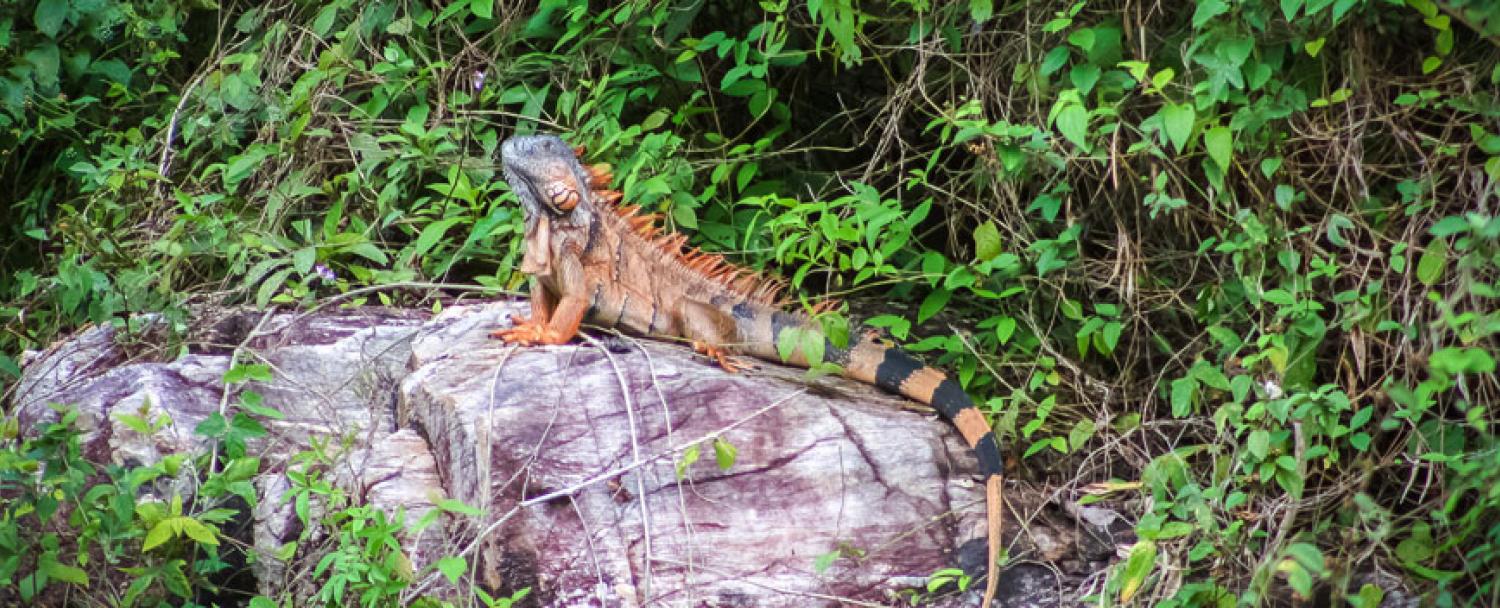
493;134;1006;607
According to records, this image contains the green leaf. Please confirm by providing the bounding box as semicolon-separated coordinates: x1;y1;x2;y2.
1421;56;1441;74
1429;216;1469;237
675;444;700;480
470;0;492;20
1069;64;1101;95
1055;101;1090;150
1040;46;1070;76
42;560;88;585
1170;377;1196;417
1066;28;1095;52
748;89;772;118
436;556;466;583
1204;126;1232;171
224;364;273;384
1416;239;1447;285
1304;37;1326;57
292;247;316;276
256;268;293;309
1068;419;1095;451
968;0;993;22
1247;429;1270;461
1118;540;1157;602
918;289;951;323
813;550;839;574
1100;321;1122;353
1260;157;1283;179
1161;103;1194;154
713;437;738;471
994;316;1016;343
974;221;1002;262
312;5;339;35
34;0;68;38
1281;0;1303;20
1192;0;1228;27
143;520;176;551
413;217;463;259
1274;184;1295;210
178;518;219;546
1325;214;1354;248
1059;298;1084;321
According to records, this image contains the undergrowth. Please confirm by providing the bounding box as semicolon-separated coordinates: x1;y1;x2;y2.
3;0;1500;605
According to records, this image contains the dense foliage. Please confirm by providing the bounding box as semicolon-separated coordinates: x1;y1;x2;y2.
3;0;1499;605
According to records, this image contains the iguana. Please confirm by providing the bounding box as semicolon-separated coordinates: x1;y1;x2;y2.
492;133;1006;607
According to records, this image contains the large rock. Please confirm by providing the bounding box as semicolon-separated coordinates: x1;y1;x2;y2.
13;302;1098;606
401;303;993;606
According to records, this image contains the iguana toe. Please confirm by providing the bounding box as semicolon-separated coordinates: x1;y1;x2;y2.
692;341;753;373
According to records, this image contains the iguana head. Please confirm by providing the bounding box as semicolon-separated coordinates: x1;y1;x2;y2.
500;134;593;220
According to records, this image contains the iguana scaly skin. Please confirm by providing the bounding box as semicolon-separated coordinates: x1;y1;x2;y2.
493;134;1006;607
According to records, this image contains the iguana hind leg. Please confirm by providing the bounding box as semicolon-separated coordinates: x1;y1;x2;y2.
682;299;755;372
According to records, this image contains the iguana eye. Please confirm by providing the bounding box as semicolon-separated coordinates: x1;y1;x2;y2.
545;182;581;212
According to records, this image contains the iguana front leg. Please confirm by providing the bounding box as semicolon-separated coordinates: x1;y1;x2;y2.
491;287;588;346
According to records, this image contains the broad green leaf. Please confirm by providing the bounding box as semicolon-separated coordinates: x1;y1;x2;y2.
436;556;466;583
1068;419;1095;451
1059;298;1084;321
1247;429;1270;461
1416;239;1447;285
413;217;463;258
143;520;176;551
813;550;839;574
713;437;738;470
1304;37;1326;57
1118;540;1157;602
41;559;88;585
675;444;700;480
1192;0;1227;27
1070;64;1101;95
968;0;993;22
1204;126;1232;171
34;0;68;38
1429;216;1470;237
1260;157;1283;179
1055;102;1090;150
1161;103;1194;154
223;364;272;384
1274;184;1295;210
255;268;293;309
178;518;219;546
470;0;492;20
1170;377;1196;417
1325;214;1354;248
918;289;951;323
974;221;1002;262
1281;0;1303;20
994;316;1016;343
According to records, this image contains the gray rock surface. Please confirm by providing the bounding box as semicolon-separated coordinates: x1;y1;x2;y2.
13;302;1101;607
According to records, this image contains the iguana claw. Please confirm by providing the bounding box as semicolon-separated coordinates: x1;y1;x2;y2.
692;341;754;373
491;315;567;346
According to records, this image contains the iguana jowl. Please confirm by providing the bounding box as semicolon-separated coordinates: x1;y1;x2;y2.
493;134;1006;607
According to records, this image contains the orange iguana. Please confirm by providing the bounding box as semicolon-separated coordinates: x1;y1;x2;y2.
492;133;1006;607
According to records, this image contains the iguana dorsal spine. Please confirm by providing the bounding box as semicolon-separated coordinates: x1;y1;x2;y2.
494;134;1005;607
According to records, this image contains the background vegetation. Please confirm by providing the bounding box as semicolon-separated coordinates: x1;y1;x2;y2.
2;0;1499;605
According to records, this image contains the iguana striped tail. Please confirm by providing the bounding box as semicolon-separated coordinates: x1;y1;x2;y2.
733;309;1006;607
